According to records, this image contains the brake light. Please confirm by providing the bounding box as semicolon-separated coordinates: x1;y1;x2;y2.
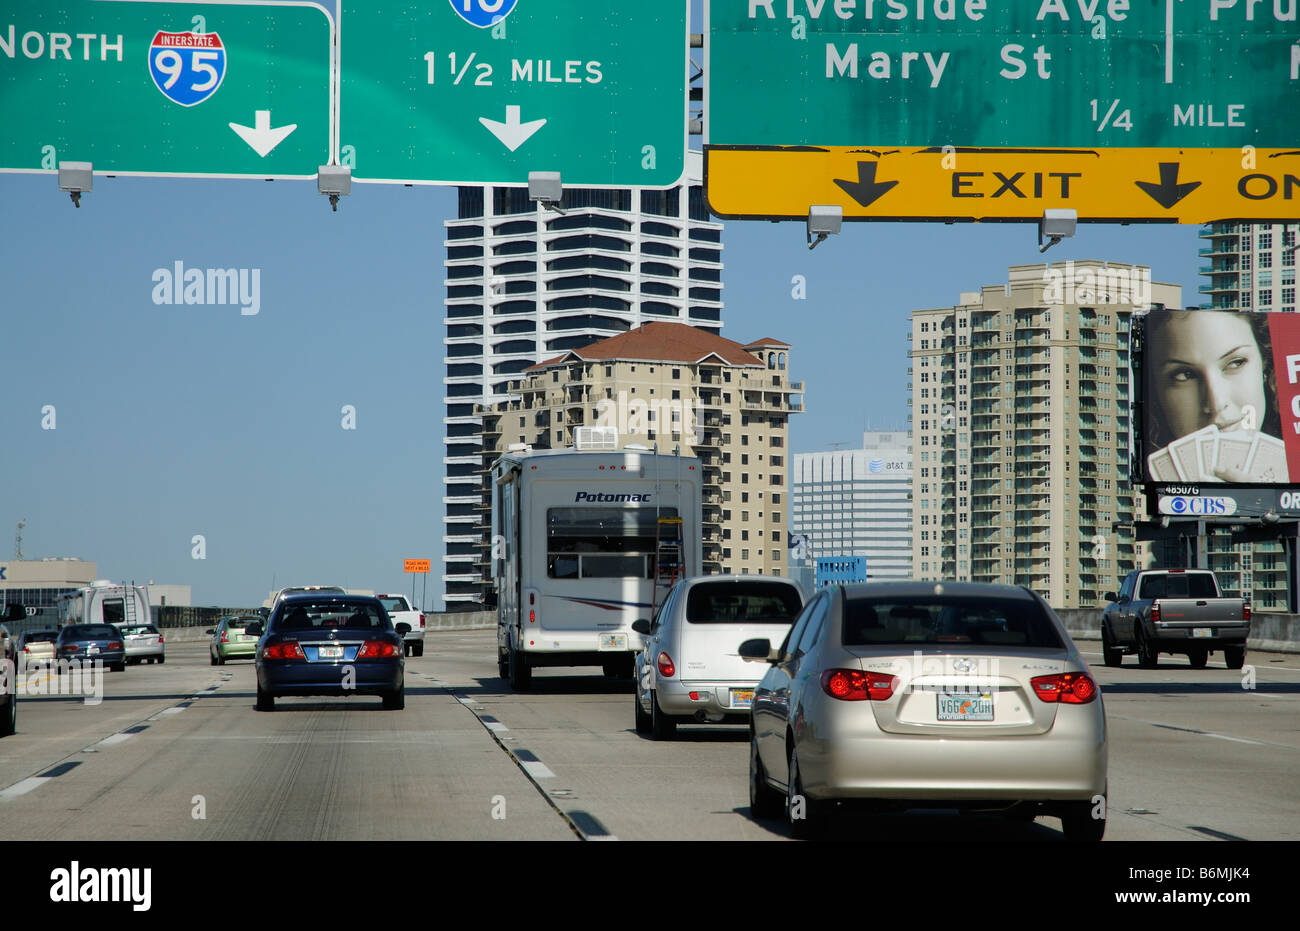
1243;602;1251;622
158;635;165;644
107;642;123;651
263;641;305;660
357;641;399;659
61;645;78;654
657;651;675;678
419;613;426;629
1030;672;1098;704
221;630;229;643
821;669;897;701
1151;600;1161;623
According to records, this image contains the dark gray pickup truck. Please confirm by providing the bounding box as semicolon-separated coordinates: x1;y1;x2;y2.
1101;569;1249;670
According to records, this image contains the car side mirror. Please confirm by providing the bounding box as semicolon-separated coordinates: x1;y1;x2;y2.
395;622;411;636
631;619;650;635
738;638;776;664
245;621;263;637
204;629;215;636
1103;592;1117;604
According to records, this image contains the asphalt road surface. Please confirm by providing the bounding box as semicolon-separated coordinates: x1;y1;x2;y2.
1;633;1297;841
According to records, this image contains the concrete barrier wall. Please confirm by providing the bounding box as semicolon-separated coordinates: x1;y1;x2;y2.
1054;607;1300;654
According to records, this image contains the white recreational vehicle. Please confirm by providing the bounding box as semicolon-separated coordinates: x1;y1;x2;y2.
492;448;703;690
55;581;151;628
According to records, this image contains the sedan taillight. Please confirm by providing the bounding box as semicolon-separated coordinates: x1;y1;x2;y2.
107;642;123;651
357;641;399;659
657;651;675;678
1030;673;1098;704
263;641;306;660
61;645;78;654
821;669;897;701
158;635;165;644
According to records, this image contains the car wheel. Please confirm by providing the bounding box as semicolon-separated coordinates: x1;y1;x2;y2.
1000;804;1039;823
1224;646;1246;670
1060;796;1106;841
1;691;15;738
649;690;676;740
749;731;783;819
634;683;652;735
786;744;826;840
382;685;405;710
210;651;217;666
413;643;424;658
255;686;275;712
497;651;510;680
1187;648;1208;669
216;653;225;666
1136;627;1158;669
158;655;165;665
509;645;531;691
1101;626;1122;667
111;662;126;673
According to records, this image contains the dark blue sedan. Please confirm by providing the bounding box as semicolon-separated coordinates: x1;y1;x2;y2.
252;594;407;711
55;624;127;673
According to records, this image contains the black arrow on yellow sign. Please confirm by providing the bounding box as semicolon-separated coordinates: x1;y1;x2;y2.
833;162;898;207
1135;162;1201;209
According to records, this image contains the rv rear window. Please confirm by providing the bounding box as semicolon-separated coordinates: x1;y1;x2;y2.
545;506;675;579
102;599;126;624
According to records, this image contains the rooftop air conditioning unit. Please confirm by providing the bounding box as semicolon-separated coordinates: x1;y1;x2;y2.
574;426;618;451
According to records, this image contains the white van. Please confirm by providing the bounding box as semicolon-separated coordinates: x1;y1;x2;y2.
492;448;702;690
55;581;151;629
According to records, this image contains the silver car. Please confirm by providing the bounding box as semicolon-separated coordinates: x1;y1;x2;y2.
632;576;805;740
744;582;1107;840
118;624;165;664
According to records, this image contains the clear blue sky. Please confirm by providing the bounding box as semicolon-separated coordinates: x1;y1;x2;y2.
0;1;1205;608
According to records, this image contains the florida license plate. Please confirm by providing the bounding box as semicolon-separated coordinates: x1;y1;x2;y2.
318;644;343;659
598;634;627;651
88;645;100;655
730;688;754;709
1192;628;1213;638
937;691;994;721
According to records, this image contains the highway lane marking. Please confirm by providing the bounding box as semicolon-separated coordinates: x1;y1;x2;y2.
0;761;83;803
1112;715;1297;751
1188;826;1250;841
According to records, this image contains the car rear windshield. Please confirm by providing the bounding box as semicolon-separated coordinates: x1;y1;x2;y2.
120;625;157;635
274;603;389;632
685;581;804;623
25;631;58;643
226;617;257;629
379;597;410;612
63;625;120;640
1138;572;1218;599
843;597;1064;648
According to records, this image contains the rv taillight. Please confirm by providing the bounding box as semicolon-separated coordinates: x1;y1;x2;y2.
529;609;536;624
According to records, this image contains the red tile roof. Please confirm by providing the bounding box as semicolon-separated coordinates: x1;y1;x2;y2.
524;322;779;371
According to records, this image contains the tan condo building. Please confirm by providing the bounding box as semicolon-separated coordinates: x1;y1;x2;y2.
909;261;1175;608
477;322;803;595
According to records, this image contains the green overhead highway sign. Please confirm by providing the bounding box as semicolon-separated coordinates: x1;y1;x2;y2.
706;0;1300;149
0;0;332;179
340;1;689;188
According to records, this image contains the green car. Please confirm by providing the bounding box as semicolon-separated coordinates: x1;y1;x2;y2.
208;615;262;665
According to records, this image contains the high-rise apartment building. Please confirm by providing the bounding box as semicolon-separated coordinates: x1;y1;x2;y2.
442;153;724;608
477;322;801;599
1198;222;1298;311
792;431;912;582
909;261;1174;608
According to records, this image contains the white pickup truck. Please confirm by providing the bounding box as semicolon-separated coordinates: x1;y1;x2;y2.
377;594;425;657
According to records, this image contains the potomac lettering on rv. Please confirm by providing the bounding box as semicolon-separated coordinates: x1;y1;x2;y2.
574;492;652;503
